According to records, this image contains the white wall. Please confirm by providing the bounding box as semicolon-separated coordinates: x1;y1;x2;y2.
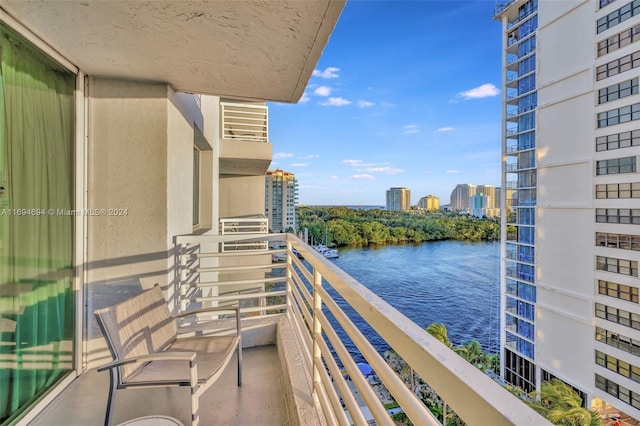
85;78;207;367
535;0;595;397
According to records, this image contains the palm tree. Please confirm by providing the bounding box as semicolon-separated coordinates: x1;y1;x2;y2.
527;379;602;426
462;340;486;368
425;323;468;358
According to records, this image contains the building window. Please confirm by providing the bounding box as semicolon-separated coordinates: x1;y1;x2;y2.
596;129;640;152
518;14;538;39
596;50;640;81
504;348;536;393
0;23;76;423
598;22;640;57
540;371;588;407
597;0;640;34
596;182;640;198
600;0;618;8
506;279;537;302
596;302;640;330
596;374;640;409
598;103;640;127
596;255;638;276
597;232;640;250
596;326;640;356
599;78;639;104
596;156;636;174
596;350;640;384
598;279;639;302
596;208;640;224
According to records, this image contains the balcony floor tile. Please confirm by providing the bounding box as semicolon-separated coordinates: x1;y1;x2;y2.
31;345;284;426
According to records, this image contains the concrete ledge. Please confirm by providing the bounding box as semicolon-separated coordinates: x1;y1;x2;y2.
178;314;279;348
277;316;325;426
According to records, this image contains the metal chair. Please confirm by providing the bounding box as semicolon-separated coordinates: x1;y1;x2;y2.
94;285;242;426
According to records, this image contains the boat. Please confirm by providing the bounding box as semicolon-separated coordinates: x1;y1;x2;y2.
314;244;339;259
312;224;339;259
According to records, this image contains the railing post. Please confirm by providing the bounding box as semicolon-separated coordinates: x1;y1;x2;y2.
312;268;323;401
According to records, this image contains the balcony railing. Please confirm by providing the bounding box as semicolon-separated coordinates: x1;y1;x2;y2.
174;232;551;426
220;102;268;142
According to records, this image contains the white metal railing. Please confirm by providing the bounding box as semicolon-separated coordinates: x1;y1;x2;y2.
174;233;552;426
220;102;268;142
219;216;269;252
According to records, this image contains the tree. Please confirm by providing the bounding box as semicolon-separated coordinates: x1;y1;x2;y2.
425;323;468;358
527;379;602;426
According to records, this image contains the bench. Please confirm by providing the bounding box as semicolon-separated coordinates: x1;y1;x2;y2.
94;285;242;426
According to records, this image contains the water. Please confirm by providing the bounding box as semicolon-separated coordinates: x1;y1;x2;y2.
327;240;501;359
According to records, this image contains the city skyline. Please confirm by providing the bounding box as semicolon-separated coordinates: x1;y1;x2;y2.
268;0;502;205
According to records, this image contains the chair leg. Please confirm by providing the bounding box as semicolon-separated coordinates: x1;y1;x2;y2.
105;369;118;426
237;342;242;386
191;386;200;426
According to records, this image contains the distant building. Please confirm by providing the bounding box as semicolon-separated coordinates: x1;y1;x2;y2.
469;193;488;218
417;195;440;210
477;185;497;209
449;184;477;211
386;187;411;211
265;169;298;232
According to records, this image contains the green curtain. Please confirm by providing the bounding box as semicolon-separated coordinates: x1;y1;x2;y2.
0;24;74;424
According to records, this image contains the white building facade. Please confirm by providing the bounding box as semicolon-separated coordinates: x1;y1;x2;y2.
497;0;640;418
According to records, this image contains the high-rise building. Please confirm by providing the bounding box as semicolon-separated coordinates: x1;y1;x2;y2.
265;169;298;232
470;193;489;218
497;0;640;418
386;187;411;211
477;185;498;209
449;184;477;211
417;195;440;210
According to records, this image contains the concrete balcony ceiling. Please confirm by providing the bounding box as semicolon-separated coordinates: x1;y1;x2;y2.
0;0;345;102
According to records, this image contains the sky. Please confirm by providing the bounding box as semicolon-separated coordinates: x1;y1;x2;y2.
268;0;503;206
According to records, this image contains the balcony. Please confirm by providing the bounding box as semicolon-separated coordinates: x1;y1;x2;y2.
219;102;272;176
31;233;551;426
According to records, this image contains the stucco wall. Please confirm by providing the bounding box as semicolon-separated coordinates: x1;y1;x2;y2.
85;78;202;367
219;175;266;219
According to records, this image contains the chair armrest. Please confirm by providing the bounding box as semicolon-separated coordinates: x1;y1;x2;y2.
96;351;196;372
175;306;242;336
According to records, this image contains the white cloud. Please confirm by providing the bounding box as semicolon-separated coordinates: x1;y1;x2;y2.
290;163;308;167
446;169;461;174
363;166;404;175
312;67;340;79
314;86;332;96
437;127;454;132
320;97;352;107
357;100;375;108
273;153;294;159
403;124;420;134
458;83;500;100
342;159;362;166
330;175;338;179
298;92;311;103
299;154;320;159
350;174;375;180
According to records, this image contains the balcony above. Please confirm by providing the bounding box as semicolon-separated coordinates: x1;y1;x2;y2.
219;102;272;176
0;0;345;103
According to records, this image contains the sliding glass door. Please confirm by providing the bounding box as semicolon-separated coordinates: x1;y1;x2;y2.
0;23;75;424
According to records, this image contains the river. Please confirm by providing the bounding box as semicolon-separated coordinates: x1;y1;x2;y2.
325;240;501;359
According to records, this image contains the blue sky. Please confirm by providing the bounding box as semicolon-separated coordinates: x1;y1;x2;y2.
268;1;503;206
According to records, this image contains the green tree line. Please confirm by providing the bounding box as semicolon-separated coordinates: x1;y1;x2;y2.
297;206;500;247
